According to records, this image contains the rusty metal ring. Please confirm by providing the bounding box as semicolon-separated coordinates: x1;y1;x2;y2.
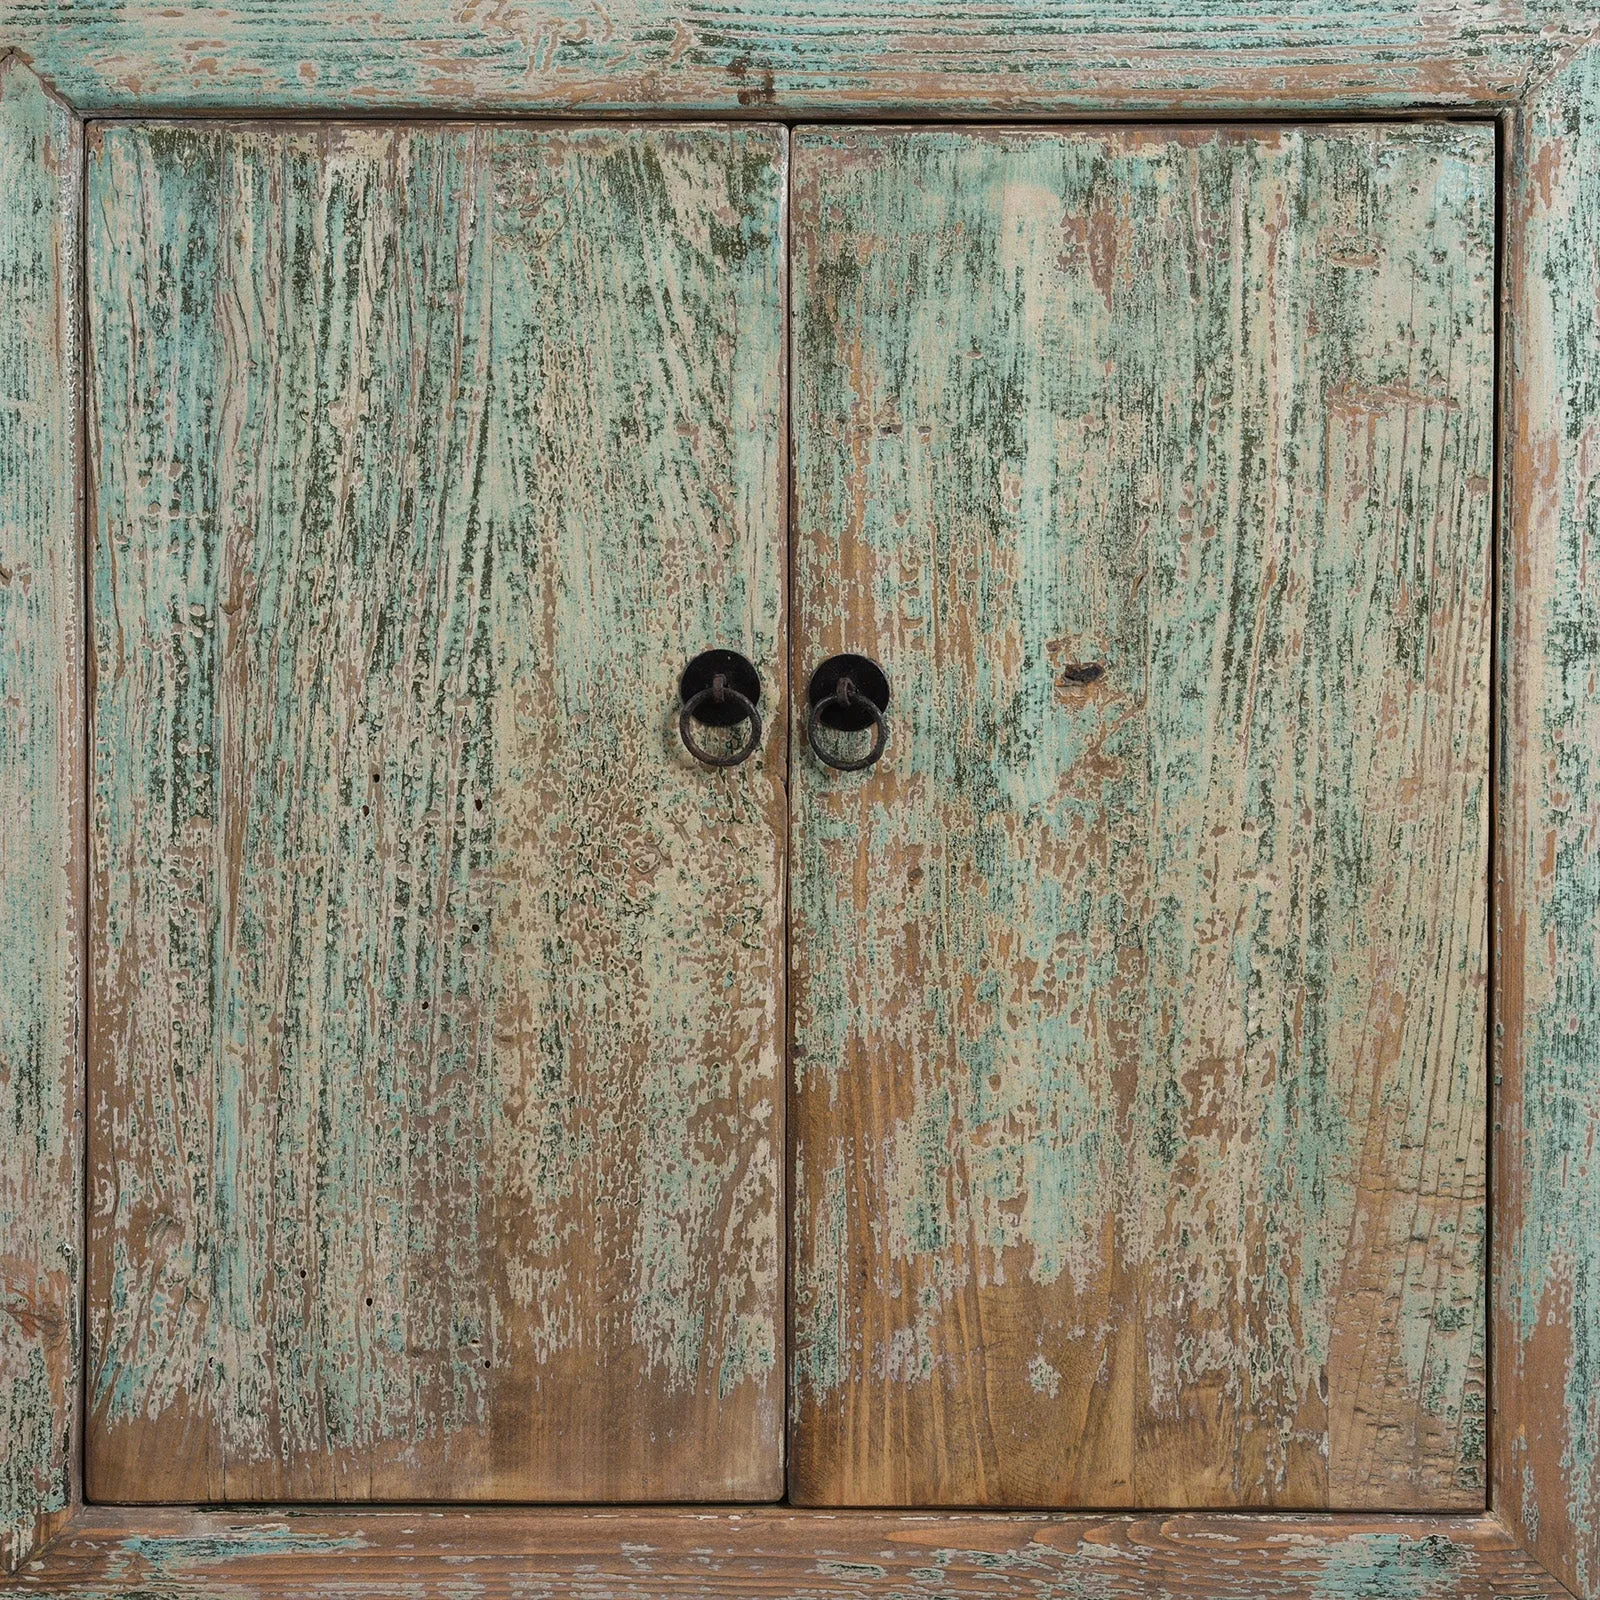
806;678;887;772
680;676;763;768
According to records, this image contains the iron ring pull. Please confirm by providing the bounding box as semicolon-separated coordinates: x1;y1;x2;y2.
807;676;888;771
680;674;763;768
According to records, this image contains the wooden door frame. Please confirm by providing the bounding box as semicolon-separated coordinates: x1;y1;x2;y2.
3;8;1598;1594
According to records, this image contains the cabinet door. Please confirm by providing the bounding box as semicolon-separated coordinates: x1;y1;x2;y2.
87;123;787;1503
790;125;1493;1509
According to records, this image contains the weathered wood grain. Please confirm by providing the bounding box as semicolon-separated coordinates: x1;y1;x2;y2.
86;120;787;1502
0;54;82;1576
7;1505;1572;1598
790;124;1494;1510
1;1;1598;115
1497;39;1600;1600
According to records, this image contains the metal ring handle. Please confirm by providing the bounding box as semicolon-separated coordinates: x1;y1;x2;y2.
680;675;763;768
806;677;887;771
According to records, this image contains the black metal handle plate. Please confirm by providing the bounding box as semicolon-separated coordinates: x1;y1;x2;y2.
678;649;764;767
806;653;890;771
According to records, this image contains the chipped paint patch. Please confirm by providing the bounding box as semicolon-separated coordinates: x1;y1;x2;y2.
1302;1531;1466;1599
123;1529;366;1567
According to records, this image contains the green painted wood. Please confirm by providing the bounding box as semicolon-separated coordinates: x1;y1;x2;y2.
790;123;1495;1511
0;2;1598;115
0;55;82;1576
1498;41;1600;1600
5;1507;1570;1599
85;120;787;1503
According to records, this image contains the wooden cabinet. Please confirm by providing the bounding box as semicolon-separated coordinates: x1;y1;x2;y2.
85;118;1490;1512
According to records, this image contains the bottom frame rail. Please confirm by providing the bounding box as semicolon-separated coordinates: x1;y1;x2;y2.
6;1506;1574;1598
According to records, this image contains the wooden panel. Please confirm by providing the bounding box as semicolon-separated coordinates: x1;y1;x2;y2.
790;124;1494;1510
0;4;1594;116
8;1506;1571;1598
1497;40;1600;1600
0;56;82;1576
86;120;786;1503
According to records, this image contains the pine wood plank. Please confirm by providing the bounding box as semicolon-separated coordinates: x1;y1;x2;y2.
7;1506;1571;1598
85;120;787;1503
1497;40;1600;1600
790;123;1494;1510
0;3;1597;116
0;54;83;1576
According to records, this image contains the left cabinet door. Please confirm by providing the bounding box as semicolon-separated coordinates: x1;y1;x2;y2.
86;122;787;1503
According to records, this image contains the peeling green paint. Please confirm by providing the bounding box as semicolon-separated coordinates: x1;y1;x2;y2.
86;121;786;1502
0;56;81;1575
122;1530;366;1567
1499;38;1600;1599
16;1508;1565;1599
0;0;1594;1581
1304;1532;1465;1599
2;1;1599;115
790;123;1493;1509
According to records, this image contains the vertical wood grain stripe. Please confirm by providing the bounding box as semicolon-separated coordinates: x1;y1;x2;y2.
1498;45;1600;1600
0;55;82;1576
85;121;786;1503
790;122;1494;1511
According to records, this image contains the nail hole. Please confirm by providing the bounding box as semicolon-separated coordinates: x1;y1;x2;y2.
474;797;484;812
361;804;370;816
1059;663;1106;687
365;1296;373;1306
421;999;430;1010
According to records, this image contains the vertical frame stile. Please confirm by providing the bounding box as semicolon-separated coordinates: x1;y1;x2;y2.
1497;36;1600;1599
0;54;83;1576
1487;102;1508;1548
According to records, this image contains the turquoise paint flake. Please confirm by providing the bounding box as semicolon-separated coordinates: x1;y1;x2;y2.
1302;1532;1466;1599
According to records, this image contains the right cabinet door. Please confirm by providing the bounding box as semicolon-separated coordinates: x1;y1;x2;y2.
789;124;1494;1510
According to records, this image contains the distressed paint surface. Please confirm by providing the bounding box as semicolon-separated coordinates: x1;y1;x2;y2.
86;120;787;1502
0;55;81;1576
1498;39;1600;1600
9;1506;1569;1599
0;0;1581;1580
790;125;1494;1510
1;1;1599;115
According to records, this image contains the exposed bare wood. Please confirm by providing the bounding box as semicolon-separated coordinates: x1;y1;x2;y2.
1;3;1599;115
85;120;787;1503
789;122;1494;1510
7;1506;1574;1598
0;0;1587;1581
1497;37;1600;1600
0;52;82;1576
